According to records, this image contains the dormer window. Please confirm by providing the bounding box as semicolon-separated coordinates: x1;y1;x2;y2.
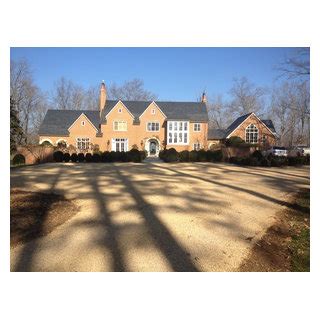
118;108;122;113
81;121;85;126
151;109;155;114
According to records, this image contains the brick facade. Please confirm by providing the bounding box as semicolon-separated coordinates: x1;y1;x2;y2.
226;113;276;149
39;84;276;154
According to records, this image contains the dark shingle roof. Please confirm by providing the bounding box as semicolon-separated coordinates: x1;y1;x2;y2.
100;100;208;122
38;110;100;135
208;128;227;140
261;120;276;134
225;113;252;136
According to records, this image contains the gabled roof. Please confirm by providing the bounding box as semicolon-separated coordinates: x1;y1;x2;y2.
261;119;276;134
101;100;208;122
225;113;253;137
225;112;277;138
38;110;100;136
207;113;277;140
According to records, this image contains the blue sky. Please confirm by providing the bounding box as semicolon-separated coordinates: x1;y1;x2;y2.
10;47;302;101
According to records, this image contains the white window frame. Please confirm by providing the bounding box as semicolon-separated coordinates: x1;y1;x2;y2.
167;121;189;145
193;123;201;132
151;109;156;114
146;121;160;132
245;124;259;144
111;138;129;152
113;120;127;131
193;143;201;151
76;137;90;150
81;121;85;126
118;108;122;113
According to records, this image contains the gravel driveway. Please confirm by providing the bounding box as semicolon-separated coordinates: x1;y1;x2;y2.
10;162;309;271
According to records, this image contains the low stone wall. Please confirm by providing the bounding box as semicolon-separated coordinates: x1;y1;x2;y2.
15;146;54;165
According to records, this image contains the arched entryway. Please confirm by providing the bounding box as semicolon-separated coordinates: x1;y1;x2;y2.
145;138;160;157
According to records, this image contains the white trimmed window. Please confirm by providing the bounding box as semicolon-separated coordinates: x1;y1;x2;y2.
193;123;201;131
118;108;122;113
113;121;127;131
167;121;189;145
193;143;201;151
147;122;160;132
112;138;128;152
245;124;259;143
77;137;90;150
151;109;155;114
81;121;85;126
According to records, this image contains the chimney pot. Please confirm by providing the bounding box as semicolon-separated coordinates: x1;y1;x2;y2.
201;91;207;103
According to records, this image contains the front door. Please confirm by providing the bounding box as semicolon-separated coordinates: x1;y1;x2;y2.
150;141;157;155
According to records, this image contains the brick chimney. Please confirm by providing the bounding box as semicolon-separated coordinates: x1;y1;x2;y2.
201;91;207;103
100;81;107;116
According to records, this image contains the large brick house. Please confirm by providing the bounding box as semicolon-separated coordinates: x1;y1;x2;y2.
38;82;276;155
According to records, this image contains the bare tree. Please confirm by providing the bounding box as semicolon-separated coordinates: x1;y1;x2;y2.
229;77;266;117
10;59;47;144
278;48;310;80
84;86;99;110
108;78;157;101
207;95;232;129
270;81;309;147
52;77;74;110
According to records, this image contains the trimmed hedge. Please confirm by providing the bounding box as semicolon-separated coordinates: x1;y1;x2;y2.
12;153;25;165
128;149;141;162
102;151;112;162
85;153;92;162
163;148;179;162
207;150;223;162
179;150;189;162
161;148;223;163
70;153;78;162
63;152;70;162
53;151;64;162
189;150;198;162
78;153;85;162
229;153;309;167
92;153;101;162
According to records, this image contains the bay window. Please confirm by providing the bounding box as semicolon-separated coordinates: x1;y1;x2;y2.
167;121;189;145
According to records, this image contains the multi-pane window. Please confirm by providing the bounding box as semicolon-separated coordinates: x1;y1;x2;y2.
77;138;90;150
193;123;201;131
113;121;127;131
245;124;259;143
167;121;189;145
147;122;160;131
193;143;201;151
112;138;128;152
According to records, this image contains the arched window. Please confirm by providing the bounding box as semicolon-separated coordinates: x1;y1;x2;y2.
245;124;258;143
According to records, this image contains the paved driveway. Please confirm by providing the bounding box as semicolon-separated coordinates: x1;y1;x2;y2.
10;162;309;271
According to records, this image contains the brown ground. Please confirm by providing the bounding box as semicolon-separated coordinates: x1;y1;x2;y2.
239;188;310;272
10;188;79;247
